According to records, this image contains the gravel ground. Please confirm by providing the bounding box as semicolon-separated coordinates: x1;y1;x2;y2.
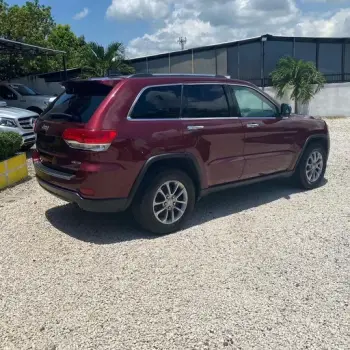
0;119;349;350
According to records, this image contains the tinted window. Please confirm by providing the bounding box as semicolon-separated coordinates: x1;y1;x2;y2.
41;82;112;123
232;86;278;118
0;86;16;100
182;84;229;118
130;85;181;119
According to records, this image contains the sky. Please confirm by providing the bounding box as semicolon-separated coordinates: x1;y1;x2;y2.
6;0;350;58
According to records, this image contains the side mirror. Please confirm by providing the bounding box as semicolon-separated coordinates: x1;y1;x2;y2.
281;103;292;116
0;101;7;107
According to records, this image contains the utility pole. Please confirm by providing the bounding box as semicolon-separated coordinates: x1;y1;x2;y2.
178;37;187;50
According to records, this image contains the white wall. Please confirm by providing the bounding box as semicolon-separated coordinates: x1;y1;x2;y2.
265;82;350;117
8;75;64;95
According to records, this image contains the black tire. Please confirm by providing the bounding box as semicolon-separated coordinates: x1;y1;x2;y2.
294;143;327;189
132;170;196;235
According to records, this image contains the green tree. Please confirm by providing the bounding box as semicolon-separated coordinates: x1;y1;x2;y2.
85;42;135;77
47;24;91;71
271;56;326;114
0;0;134;80
0;0;55;78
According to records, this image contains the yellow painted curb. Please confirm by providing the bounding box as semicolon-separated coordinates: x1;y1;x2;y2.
0;153;28;190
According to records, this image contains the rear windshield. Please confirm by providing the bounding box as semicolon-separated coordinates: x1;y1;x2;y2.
41;82;112;123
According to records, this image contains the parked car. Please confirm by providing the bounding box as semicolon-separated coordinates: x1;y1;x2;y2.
32;74;329;234
0;82;56;114
0;99;38;150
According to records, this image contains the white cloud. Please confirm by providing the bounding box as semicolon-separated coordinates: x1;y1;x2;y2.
73;8;90;20
295;8;350;36
106;0;171;20
106;0;350;58
302;0;347;3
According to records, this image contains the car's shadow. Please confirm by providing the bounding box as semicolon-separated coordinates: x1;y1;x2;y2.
45;178;327;245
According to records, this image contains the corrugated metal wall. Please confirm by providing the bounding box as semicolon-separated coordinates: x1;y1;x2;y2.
129;37;349;86
193;49;216;74
170;53;192;73
148;57;169;73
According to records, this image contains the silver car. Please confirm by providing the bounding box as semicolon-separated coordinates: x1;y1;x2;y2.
0;100;38;150
0;82;56;114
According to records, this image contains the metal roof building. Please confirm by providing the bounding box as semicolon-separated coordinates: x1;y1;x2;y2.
127;34;350;87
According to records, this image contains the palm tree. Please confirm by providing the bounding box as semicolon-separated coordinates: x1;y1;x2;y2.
271;56;326;114
85;41;134;77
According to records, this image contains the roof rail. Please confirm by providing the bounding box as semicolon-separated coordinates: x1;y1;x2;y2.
128;73;229;79
128;73;154;78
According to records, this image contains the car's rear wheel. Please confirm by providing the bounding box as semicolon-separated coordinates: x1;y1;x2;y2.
295;143;327;189
132;170;196;235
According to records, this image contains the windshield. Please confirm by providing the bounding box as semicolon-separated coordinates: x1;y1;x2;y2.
10;84;38;96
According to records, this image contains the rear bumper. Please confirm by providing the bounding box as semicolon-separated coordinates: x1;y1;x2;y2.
37;178;128;213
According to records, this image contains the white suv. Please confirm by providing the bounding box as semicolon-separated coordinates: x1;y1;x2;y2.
0;82;56;114
0;100;38;150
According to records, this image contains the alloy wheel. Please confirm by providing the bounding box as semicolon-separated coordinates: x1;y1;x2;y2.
152;180;188;225
305;150;324;183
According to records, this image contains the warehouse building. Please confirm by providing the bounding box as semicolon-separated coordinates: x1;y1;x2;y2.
128;34;350;87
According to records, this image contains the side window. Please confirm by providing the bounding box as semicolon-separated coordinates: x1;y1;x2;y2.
182;84;230;118
0;86;17;100
232;86;278;118
130;85;181;119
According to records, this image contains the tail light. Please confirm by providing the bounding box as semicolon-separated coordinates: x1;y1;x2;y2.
32;149;40;163
62;129;117;152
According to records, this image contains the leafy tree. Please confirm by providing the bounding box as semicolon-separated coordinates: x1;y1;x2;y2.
1;0;54;43
85;42;135;77
0;0;55;78
0;0;134;81
47;24;91;71
271;56;326;114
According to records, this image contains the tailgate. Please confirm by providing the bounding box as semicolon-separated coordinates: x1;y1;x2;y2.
35;81;113;173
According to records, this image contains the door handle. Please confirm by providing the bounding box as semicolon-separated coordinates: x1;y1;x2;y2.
246;123;261;128
187;125;204;131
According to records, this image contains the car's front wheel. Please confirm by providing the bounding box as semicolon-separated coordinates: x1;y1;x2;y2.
132;170;196;234
295;143;327;189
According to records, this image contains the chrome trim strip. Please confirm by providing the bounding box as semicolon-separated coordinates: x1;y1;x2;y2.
126;82;280;121
34;162;75;180
126;117;240;121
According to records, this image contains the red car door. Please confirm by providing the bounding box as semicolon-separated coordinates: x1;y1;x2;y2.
229;85;298;179
181;83;245;187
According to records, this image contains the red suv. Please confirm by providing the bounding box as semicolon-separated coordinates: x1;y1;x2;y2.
33;74;329;234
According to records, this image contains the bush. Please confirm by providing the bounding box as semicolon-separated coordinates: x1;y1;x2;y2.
0;132;23;161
